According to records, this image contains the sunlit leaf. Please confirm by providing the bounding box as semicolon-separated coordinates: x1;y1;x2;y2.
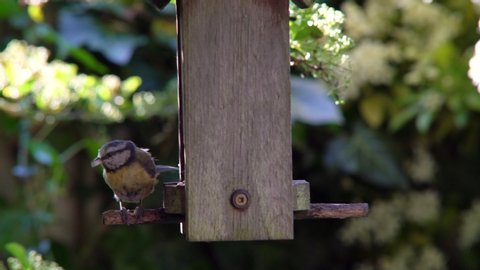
151;18;177;48
132;90;173;119
359;94;388;128
5;242;30;270
68;47;109;74
27;5;43;23
121;76;142;95
290;3;353;97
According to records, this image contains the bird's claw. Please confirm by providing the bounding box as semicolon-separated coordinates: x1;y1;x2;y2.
120;207;129;225
134;206;144;223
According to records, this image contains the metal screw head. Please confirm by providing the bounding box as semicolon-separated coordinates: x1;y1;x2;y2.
231;189;250;210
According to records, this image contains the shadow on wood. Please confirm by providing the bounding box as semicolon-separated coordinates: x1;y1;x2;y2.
102;208;183;225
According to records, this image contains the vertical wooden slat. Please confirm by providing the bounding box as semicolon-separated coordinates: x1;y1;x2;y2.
178;0;292;241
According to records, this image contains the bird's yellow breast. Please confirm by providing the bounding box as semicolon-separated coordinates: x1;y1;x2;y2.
103;161;158;203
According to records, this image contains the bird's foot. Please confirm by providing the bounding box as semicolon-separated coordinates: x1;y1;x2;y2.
120;207;129;225
134;206;144;223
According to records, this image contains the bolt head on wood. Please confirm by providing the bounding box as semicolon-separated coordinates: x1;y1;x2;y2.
230;189;250;210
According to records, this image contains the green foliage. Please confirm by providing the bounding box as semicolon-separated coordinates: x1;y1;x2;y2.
0;0;479;269
0;1;179;267
290;3;353;97
291;77;344;125
57;6;147;66
342;191;443;270
2;242;63;270
343;0;480;137
0;39;148;122
332;0;480;269
324;123;407;189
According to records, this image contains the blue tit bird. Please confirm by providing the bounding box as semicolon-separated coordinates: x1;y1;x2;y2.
91;140;178;224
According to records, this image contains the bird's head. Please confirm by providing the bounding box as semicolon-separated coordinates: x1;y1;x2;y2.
91;140;136;171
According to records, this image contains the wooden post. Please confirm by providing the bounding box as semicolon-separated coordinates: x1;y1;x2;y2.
163;182;185;214
293;180;310;211
177;0;293;241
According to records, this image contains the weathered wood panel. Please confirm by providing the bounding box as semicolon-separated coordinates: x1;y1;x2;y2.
177;0;292;241
293;180;310;211
295;204;369;219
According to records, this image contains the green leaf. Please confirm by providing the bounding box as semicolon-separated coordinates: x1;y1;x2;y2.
29;23;109;74
27;5;44;23
0;0;21;18
359;94;388;128
58;8;147;65
291;77;344;125
416;110;436;133
389;106;419;132
454;109;469;128
325;123;408;189
29;140;59;166
5;242;30;270
68;47;109;74
121;76;142;95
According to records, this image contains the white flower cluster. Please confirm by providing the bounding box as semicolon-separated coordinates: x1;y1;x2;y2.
342;0;398;39
290;3;353;96
341;191;440;245
0;40;146;122
0;40;50;99
341;198;403;245
470;2;480;92
379;245;446;270
342;190;444;269
6;250;64;270
405;145;437;183
343;41;396;99
468;39;480;93
342;0;461;100
459;200;480;248
404;191;440;224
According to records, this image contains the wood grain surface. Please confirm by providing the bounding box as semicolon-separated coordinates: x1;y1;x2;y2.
102;203;369;225
177;0;292;241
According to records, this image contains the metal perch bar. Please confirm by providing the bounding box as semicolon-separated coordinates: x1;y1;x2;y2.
102;203;369;225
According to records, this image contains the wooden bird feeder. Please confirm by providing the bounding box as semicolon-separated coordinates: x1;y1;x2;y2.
103;0;368;241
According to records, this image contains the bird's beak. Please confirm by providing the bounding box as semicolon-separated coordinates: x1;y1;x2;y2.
91;157;102;167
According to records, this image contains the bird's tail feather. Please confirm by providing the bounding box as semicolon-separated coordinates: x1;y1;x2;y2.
155;165;178;173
